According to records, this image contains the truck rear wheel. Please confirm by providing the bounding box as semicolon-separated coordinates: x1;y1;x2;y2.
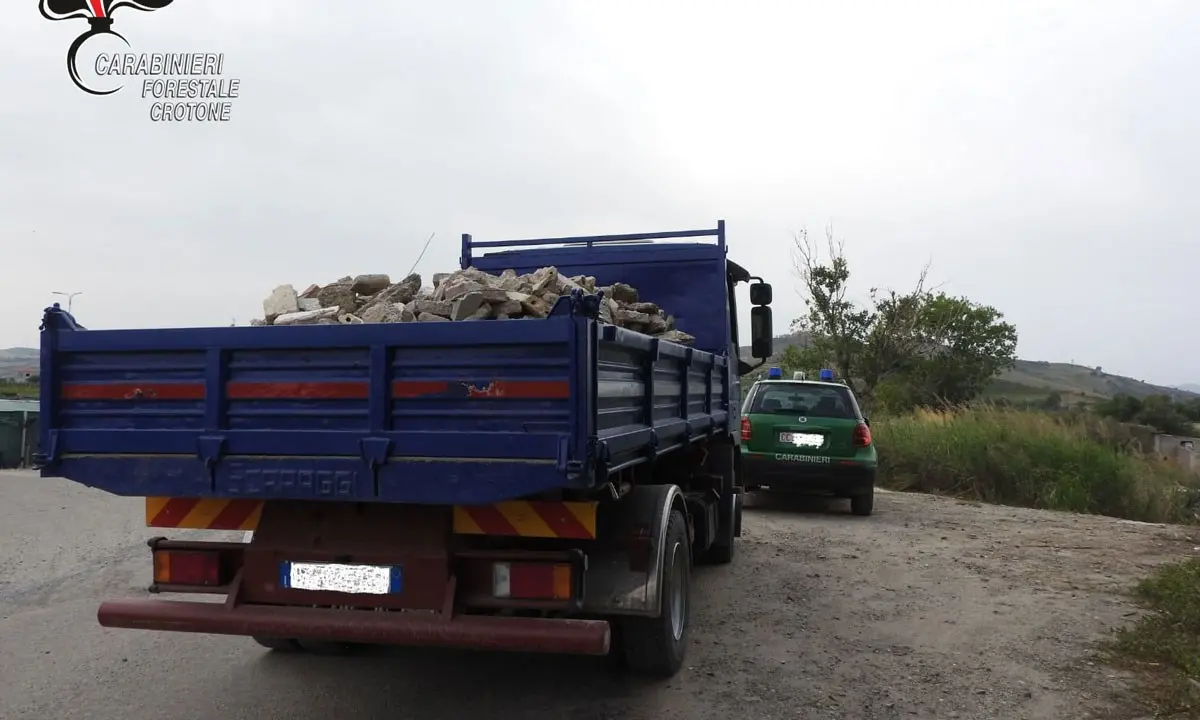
620;508;690;677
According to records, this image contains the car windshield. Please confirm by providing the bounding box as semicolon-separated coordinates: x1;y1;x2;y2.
747;383;856;419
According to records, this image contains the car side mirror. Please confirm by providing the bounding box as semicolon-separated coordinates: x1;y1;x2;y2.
750;306;773;359
749;282;772;306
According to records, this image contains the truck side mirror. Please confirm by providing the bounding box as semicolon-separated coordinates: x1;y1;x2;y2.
749;282;772;306
750;306;773;359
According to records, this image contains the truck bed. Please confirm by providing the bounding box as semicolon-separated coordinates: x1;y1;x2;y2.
37;295;731;505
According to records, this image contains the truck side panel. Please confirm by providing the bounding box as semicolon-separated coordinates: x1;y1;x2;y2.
40;315;582;504
39;298;730;504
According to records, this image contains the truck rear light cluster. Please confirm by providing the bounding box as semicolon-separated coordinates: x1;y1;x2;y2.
852;423;872;448
492;562;573;600
153;550;222;587
740;416;752;441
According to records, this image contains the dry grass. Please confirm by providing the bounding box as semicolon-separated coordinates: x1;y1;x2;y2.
874;405;1198;524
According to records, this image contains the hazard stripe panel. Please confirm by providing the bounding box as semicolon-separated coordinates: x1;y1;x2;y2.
453;501;597;540
146;497;264;531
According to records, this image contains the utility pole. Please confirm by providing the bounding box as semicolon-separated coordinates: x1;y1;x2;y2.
52;291;82;313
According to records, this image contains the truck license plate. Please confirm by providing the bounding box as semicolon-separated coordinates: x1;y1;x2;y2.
780;432;823;447
280;561;403;595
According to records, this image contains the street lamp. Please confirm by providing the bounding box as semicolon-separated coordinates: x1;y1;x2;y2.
52;291;82;313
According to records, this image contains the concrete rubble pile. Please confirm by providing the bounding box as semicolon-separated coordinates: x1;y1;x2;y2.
257;267;696;345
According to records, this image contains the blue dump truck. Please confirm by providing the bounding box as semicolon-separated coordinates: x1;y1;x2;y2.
35;221;774;677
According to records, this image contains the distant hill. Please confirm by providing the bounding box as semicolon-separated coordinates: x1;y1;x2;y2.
0;348;38;378
739;335;1199;404
1174;383;1200;395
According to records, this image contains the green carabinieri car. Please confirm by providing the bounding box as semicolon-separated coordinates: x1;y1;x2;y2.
739;369;878;516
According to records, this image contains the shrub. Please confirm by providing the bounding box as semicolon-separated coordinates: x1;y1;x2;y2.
874;406;1197;523
1113;559;1200;715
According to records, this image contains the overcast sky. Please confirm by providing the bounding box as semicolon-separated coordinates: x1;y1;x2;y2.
2;0;1197;384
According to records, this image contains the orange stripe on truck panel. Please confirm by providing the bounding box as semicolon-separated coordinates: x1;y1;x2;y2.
146;498;263;531
453;501;597;540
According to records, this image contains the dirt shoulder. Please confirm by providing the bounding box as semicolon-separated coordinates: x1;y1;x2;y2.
2;473;1193;720
693;489;1195;719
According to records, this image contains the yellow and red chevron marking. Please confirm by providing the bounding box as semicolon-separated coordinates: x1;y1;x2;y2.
146;497;264;531
453;501;597;540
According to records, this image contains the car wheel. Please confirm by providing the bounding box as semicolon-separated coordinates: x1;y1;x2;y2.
850;489;874;516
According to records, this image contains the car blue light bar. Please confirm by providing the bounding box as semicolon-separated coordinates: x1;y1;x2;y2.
819;368;835;381
767;367;783;379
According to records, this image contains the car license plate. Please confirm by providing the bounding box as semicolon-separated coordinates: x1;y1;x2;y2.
280;561;403;595
779;432;823;448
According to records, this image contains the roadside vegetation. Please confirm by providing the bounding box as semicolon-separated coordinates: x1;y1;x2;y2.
873;405;1197;523
771;225;1197;524
0;381;37;399
1111;558;1200;717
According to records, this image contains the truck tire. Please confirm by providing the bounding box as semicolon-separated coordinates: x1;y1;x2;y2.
620;509;690;677
253;636;302;652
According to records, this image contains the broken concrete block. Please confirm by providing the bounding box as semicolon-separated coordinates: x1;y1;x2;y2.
615;308;652;326
249;318;268;326
361;302;408;324
626;302;661;315
360;273;423;316
598;296;619;324
494;299;523;316
414;298;453;317
557;274;587;295
263;285;299;322
645;314;669;334
609;283;639;304
441;279;485;303
660;330;695;345
461;267;505;289
451;291;487;321
316;282;357;314
519;295;552;318
463;304;494;321
351;274;391;294
265;265;679;336
529;267;559;293
273;306;339;326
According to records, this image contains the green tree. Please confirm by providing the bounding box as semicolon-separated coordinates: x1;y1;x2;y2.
790;228;871;383
791;227;1018;411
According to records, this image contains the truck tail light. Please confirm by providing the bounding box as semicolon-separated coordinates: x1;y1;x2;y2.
153;550;222;586
492;562;572;600
740;417;752;441
852;423;872;448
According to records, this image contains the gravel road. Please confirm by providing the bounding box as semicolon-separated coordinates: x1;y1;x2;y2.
1;470;1192;719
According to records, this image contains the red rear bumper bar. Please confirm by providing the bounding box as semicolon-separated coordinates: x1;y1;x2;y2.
97;599;611;656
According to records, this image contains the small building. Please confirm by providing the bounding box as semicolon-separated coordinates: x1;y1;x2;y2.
0;399;39;469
